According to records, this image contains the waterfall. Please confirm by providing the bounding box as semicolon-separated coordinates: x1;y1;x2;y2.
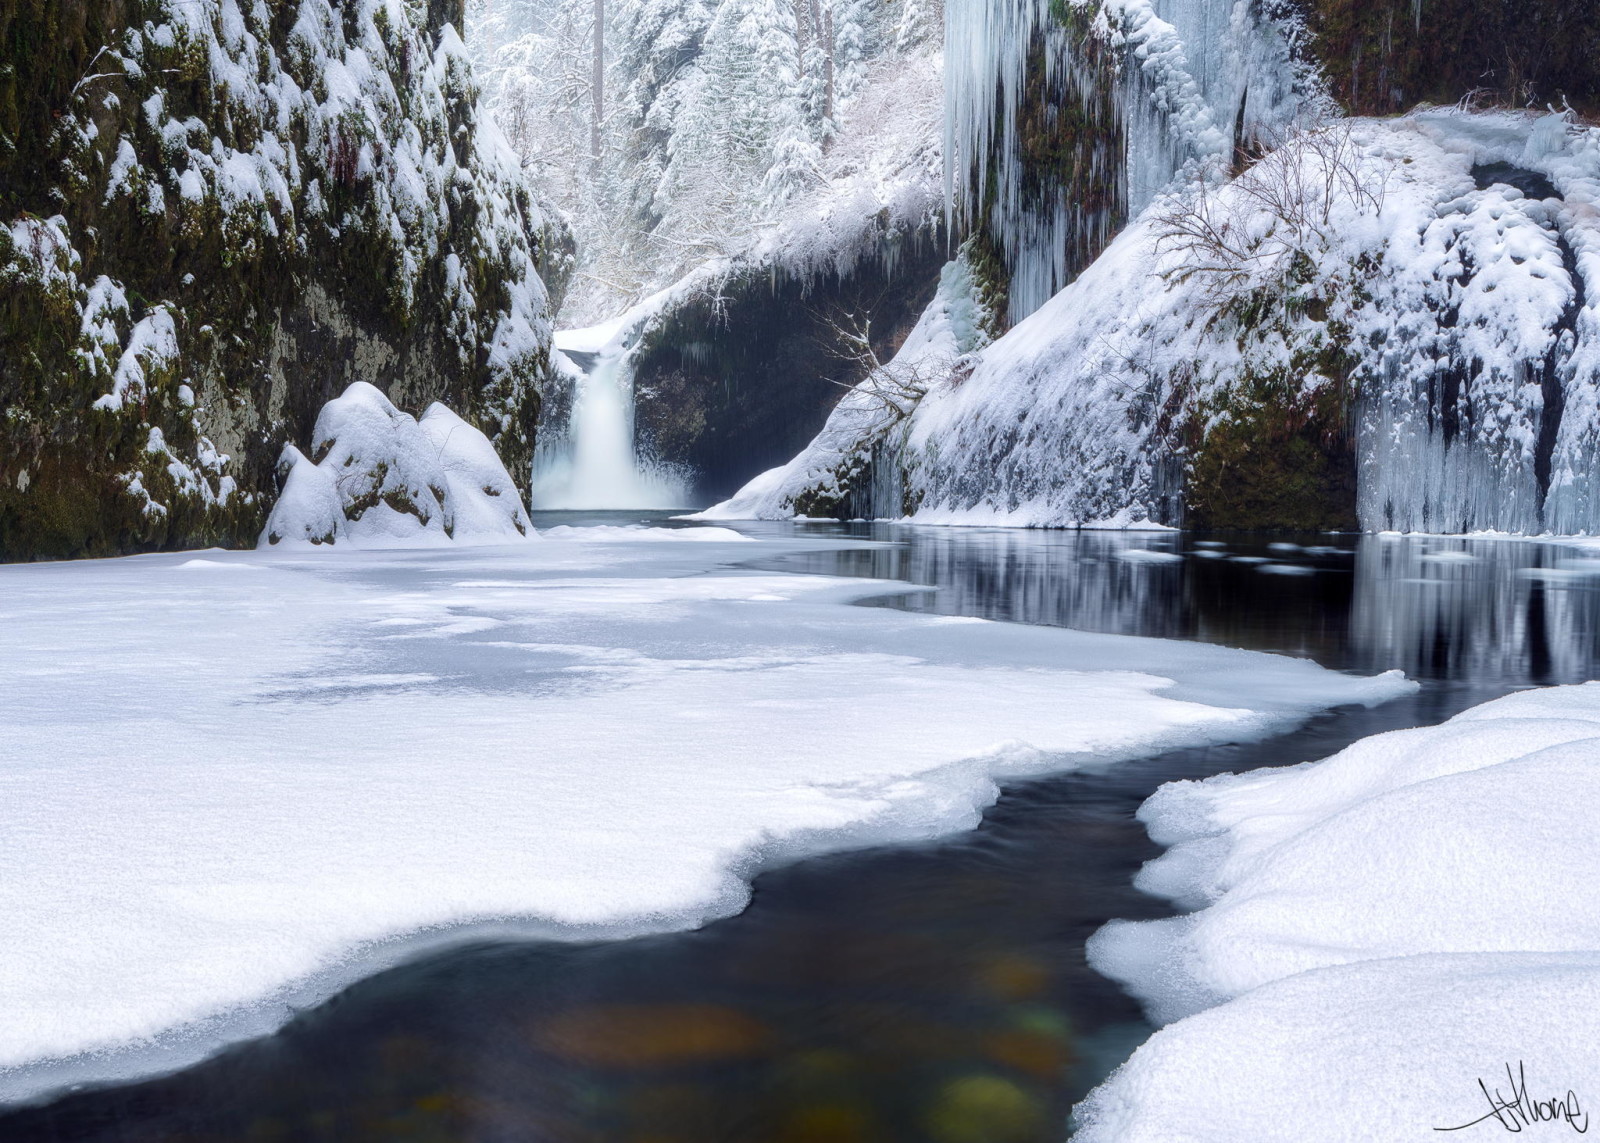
530;347;690;510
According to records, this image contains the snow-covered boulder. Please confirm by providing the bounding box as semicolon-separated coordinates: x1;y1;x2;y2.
260;383;532;548
1076;683;1600;1140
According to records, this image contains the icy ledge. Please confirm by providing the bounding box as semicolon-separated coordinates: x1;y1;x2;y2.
1079;683;1600;1141
0;532;1409;1102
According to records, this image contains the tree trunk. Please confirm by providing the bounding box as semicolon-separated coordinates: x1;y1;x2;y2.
591;0;604;160
822;4;834;128
796;0;809;86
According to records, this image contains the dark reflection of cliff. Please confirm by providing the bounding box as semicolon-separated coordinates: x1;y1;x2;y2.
768;526;1600;686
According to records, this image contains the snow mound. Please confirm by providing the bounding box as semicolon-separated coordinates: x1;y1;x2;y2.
1075;952;1600;1142
1078;682;1600;1140
260;383;532;548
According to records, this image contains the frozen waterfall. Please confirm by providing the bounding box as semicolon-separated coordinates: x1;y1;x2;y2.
944;0;1306;323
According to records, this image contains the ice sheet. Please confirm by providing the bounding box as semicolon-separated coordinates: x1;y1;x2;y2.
0;530;1410;1100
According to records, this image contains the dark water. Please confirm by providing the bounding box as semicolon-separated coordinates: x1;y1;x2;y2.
6;522;1599;1143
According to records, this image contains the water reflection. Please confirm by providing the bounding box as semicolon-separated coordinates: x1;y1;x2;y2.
762;526;1600;685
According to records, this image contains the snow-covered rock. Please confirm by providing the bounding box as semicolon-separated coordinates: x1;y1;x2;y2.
1076;682;1600;1141
260;383;532;547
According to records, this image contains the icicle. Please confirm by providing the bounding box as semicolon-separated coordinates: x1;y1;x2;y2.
944;0;1305;323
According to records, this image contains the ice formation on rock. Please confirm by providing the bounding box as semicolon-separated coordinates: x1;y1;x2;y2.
713;110;1600;535
260;383;533;547
944;0;1309;322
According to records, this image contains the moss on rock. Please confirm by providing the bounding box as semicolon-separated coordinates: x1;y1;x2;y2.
0;0;567;561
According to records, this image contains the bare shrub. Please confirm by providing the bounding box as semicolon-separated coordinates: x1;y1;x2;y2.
812;304;949;425
1153;120;1386;306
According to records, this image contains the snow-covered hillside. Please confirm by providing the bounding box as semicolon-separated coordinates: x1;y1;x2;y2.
712;109;1600;534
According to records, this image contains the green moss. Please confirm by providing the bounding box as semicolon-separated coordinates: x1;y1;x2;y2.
1183;281;1362;532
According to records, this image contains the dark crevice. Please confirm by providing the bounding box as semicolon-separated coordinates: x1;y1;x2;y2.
1471;162;1560;201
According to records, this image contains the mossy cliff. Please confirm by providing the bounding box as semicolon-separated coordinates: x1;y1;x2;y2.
1301;0;1600;116
0;0;570;560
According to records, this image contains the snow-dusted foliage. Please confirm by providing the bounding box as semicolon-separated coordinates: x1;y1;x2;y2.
883;111;1597;533
1077;682;1600;1141
261;383;533;547
945;0;1313;322
0;0;564;558
696;249;998;519
471;0;942;325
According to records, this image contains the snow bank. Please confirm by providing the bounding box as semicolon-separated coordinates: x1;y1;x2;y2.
0;531;1409;1100
259;383;532;548
1078;683;1600;1141
1077;952;1600;1141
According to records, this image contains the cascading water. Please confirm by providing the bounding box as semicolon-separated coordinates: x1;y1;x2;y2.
530;348;690;510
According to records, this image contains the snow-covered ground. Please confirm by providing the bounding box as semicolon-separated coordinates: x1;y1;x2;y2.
1077;683;1600;1141
0;526;1411;1101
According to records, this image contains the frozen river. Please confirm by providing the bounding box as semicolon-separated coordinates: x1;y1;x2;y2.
3;516;1596;1139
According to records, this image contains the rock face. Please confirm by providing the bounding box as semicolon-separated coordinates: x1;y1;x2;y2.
629;238;950;503
1302;0;1600;116
0;0;569;560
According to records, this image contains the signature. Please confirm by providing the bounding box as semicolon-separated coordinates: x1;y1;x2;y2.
1435;1062;1589;1134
